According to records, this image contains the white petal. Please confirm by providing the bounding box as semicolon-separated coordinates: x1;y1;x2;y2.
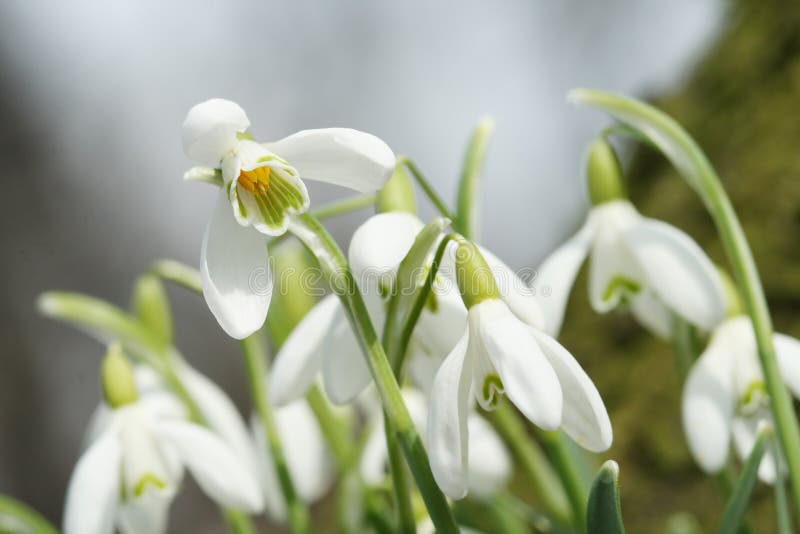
178;363;258;473
63;430;121;534
682;343;734;473
731;415;778;484
774;333;800;399
530;330;612;451
477;301;563;430
588;233;643;313
250;415;288;522
466;414;511;498
321;310;373;405
269;295;340;405
201;192;272;339
182;99;250;166
533;221;593;336
157;420;264;512
428;332;473;499
348;212;424;295
266;128;395;193
623;217;725;331
360;418;389;486
117;490;173;534
479;247;547;330
628;290;673;340
183;166;222;186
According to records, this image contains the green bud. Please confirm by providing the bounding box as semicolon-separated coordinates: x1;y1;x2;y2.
131;274;172;346
376;165;417;214
717;267;744;318
586;138;627;206
454;240;500;309
102;344;138;408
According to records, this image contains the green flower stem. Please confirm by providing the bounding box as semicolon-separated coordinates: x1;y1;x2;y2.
149;259;203;294
290;212;459;533
397;156;457;221
574;89;800;513
671;315;701;385
455;117;494;239
384;415;417;534
240;333;310;534
305;384;353;469
312;193;377;220
490;402;573;526
0;496;58;534
538;429;588;529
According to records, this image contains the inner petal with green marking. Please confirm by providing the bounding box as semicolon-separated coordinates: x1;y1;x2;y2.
232;158;309;234
738;380;768;416
480;373;504;410
132;472;168;497
602;275;641;302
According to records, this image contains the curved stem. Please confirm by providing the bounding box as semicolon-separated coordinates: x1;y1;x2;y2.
574;89;800;513
455;118;494;239
290;213;459;533
385;416;417;534
538;429;588;529
241;334;310;534
397;156;457;221
312;193;376;220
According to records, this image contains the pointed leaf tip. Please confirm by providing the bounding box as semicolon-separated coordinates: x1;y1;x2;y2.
587;459;625;534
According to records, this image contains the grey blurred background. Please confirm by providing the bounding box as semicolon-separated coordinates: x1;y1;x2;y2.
0;1;724;531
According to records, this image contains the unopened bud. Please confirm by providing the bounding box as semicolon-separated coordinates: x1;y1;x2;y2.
586;139;627;206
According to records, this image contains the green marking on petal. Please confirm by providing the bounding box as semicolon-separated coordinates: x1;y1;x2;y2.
602;275;641;302
234;163;308;232
739;380;768;416
133;473;167;497
237;131;255;141
425;291;439;313
481;373;504;409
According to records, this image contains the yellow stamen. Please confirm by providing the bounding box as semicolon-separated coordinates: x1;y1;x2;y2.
239;165;271;195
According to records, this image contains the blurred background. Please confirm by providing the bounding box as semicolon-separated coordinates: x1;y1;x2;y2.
3;0;798;531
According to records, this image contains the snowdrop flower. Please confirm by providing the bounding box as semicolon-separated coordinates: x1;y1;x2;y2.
429;241;612;499
182;98;395;339
682;315;800;483
361;389;511;499
251;398;335;522
269;210;466;406
534;139;725;338
64;346;262;534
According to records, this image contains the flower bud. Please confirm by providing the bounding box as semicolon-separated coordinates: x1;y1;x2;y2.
454;240;500;309
376;165;417;214
102;343;138;408
586;138;627;206
132;274;172;346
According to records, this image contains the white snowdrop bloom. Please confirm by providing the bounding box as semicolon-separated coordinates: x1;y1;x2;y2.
429;241;612;499
534;139;725;338
251;398;335;522
63;349;263;534
268;211;466;406
182;98;395;339
360;389;512;499
682;316;800;483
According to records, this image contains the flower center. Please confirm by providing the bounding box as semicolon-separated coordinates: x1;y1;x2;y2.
238;166;271;195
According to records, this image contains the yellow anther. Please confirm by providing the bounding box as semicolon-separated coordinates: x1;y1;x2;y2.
239;165;271;195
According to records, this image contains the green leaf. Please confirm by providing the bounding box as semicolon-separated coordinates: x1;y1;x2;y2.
719;424;773;534
455;117;494;240
382;217;451;374
0;495;58;534
587;460;625;534
131;274;173;345
149;259;203;294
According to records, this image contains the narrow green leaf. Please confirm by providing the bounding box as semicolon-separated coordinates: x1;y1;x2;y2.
0;495;58;534
719;424;773;534
381;217;450;373
455;117;494;240
149;259;203;294
587;460;625;534
131;274;173;345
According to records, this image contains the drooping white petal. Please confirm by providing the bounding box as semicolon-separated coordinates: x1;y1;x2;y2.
182;99;250;166
478;247;546;330
321;311;373;405
428;333;473;499
533;221;594;336
623;217;725;331
530;329;612;451
682;343;735;473
360;417;390;486
628;290;673;340
477;300;563;430
774;333;800;399
117;490;173;534
587;202;644;313
63;429;122;534
466;414;511;498
269;295;341;405
731;415;778;484
348;212;424;296
178;362;257;473
266;128;395;193
157;420;263;512
201;192;271;339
